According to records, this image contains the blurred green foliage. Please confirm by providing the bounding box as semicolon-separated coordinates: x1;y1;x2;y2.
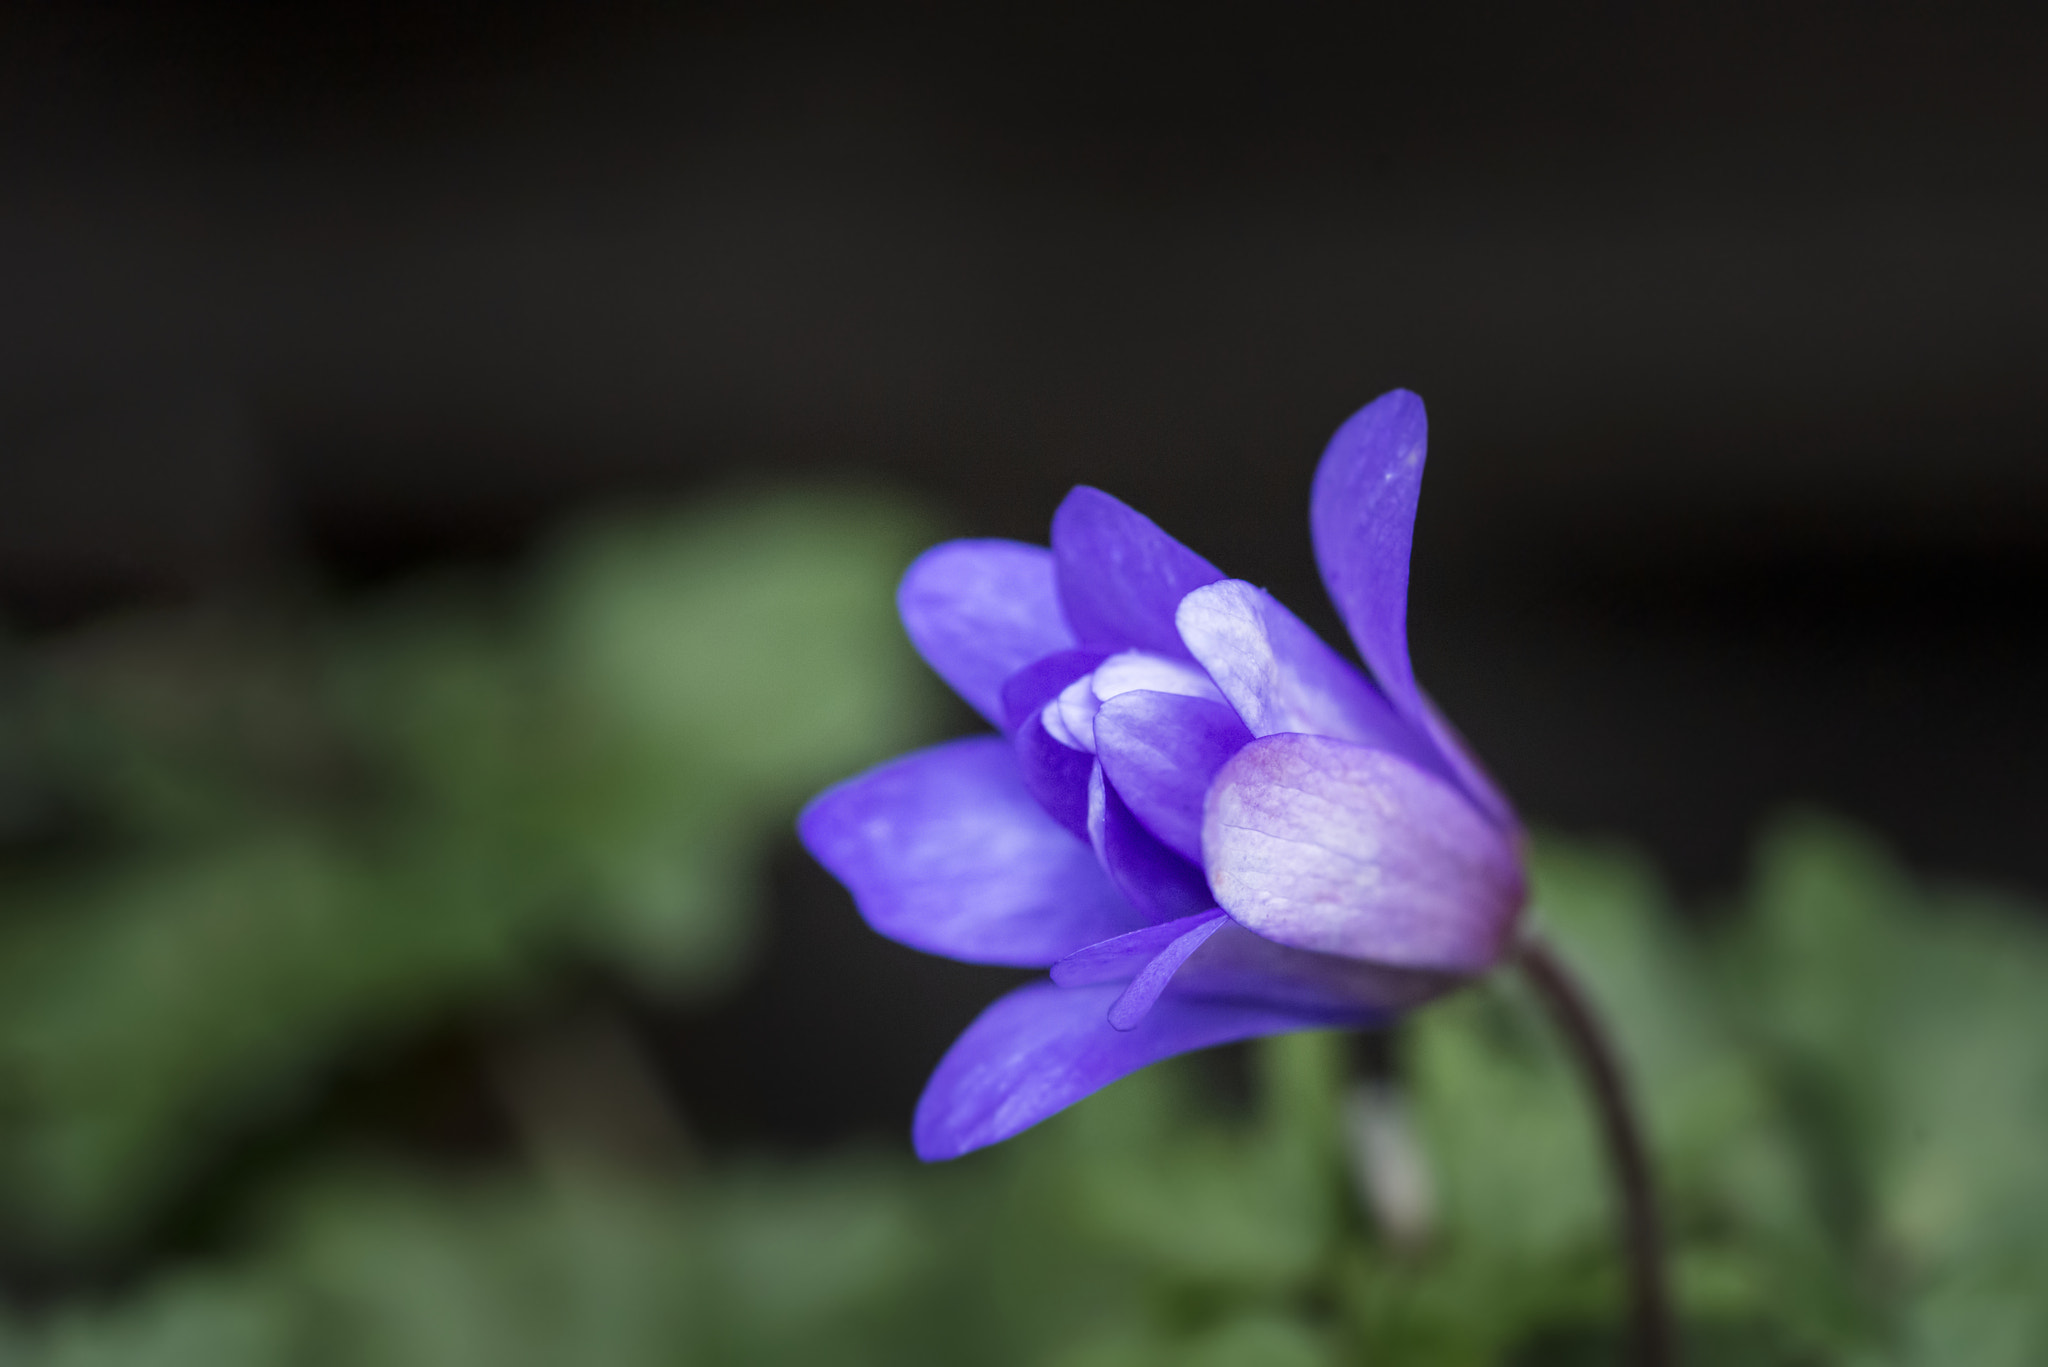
1;490;2045;1364
0;491;941;1246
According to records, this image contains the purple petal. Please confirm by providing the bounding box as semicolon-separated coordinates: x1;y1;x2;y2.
800;737;1146;967
899;540;1076;727
1108;913;1230;1030
1202;734;1524;974
1092;691;1251;862
1052;487;1224;659
913;980;1367;1160
1088;651;1222;704
1175;581;1441;774
1174;921;1454;1017
1050;910;1227;988
1088;765;1215;923
1308;390;1430;723
999;650;1106;732
1013;710;1094;840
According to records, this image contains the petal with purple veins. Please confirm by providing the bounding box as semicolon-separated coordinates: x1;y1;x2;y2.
913;980;1371;1160
899;540;1076;728
1203;734;1524;974
1093;690;1251;862
1089;764;1216;923
800;737;1146;967
1052;487;1224;659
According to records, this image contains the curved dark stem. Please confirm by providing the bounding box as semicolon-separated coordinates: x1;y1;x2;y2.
1516;933;1676;1367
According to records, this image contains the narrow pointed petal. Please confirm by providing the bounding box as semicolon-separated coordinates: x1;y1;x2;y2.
1050;910;1226;987
1052;487;1223;659
1175;581;1441;773
999;650;1106;732
800;737;1146;967
1108;914;1230;1030
1174;922;1454;1017
1089;765;1215;923
899;540;1076;727
1308;390;1430;722
913;981;1369;1160
1203;734;1524;974
1093;691;1251;862
1013;711;1094;840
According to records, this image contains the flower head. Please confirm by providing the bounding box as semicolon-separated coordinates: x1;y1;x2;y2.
800;390;1525;1159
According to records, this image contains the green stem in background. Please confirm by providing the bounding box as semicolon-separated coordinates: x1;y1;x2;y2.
1516;933;1676;1367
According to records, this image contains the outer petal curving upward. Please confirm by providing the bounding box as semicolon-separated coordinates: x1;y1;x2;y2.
1308;390;1430;724
1052;487;1224;659
1202;734;1524;974
913;980;1370;1160
1307;392;1515;825
899;540;1076;727
800;737;1147;967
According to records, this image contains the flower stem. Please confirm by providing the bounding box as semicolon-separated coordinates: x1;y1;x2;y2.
1515;933;1676;1367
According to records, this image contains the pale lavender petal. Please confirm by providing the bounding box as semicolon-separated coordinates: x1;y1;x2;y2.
1050;910;1226;987
1052;674;1102;752
1089;764;1215;923
1089;651;1222;704
1308;390;1429;723
999;650;1106;732
1175;580;1442;776
1175;921;1455;1017
1013;711;1094;840
1052;487;1224;659
1092;691;1251;862
899;540;1076;727
1108;913;1231;1030
1202;734;1524;974
800;737;1145;967
913;981;1368;1160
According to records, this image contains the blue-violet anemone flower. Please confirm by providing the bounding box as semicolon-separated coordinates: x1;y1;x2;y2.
799;389;1526;1160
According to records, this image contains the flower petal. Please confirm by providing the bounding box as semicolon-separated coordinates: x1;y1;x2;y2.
1013;710;1094;840
1089;651;1222;705
1308;392;1517;827
1050;910;1226;987
1175;922;1454;1017
1052;487;1223;659
899;540;1076;727
1175;580;1440;773
1092;691;1251;862
913;980;1367;1160
1202;734;1524;974
1308;390;1430;722
1108;913;1231;1030
1089;764;1215;923
800;737;1146;967
999;649;1106;732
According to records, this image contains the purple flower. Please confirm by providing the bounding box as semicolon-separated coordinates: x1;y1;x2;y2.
799;390;1526;1159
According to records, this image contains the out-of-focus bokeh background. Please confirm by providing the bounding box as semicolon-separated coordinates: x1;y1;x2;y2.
2;4;2046;1363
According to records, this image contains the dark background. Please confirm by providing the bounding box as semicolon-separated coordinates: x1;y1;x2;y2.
5;2;2046;1146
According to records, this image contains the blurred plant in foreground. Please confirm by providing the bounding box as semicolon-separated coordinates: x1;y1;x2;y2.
0;491;941;1250
0;490;2043;1365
